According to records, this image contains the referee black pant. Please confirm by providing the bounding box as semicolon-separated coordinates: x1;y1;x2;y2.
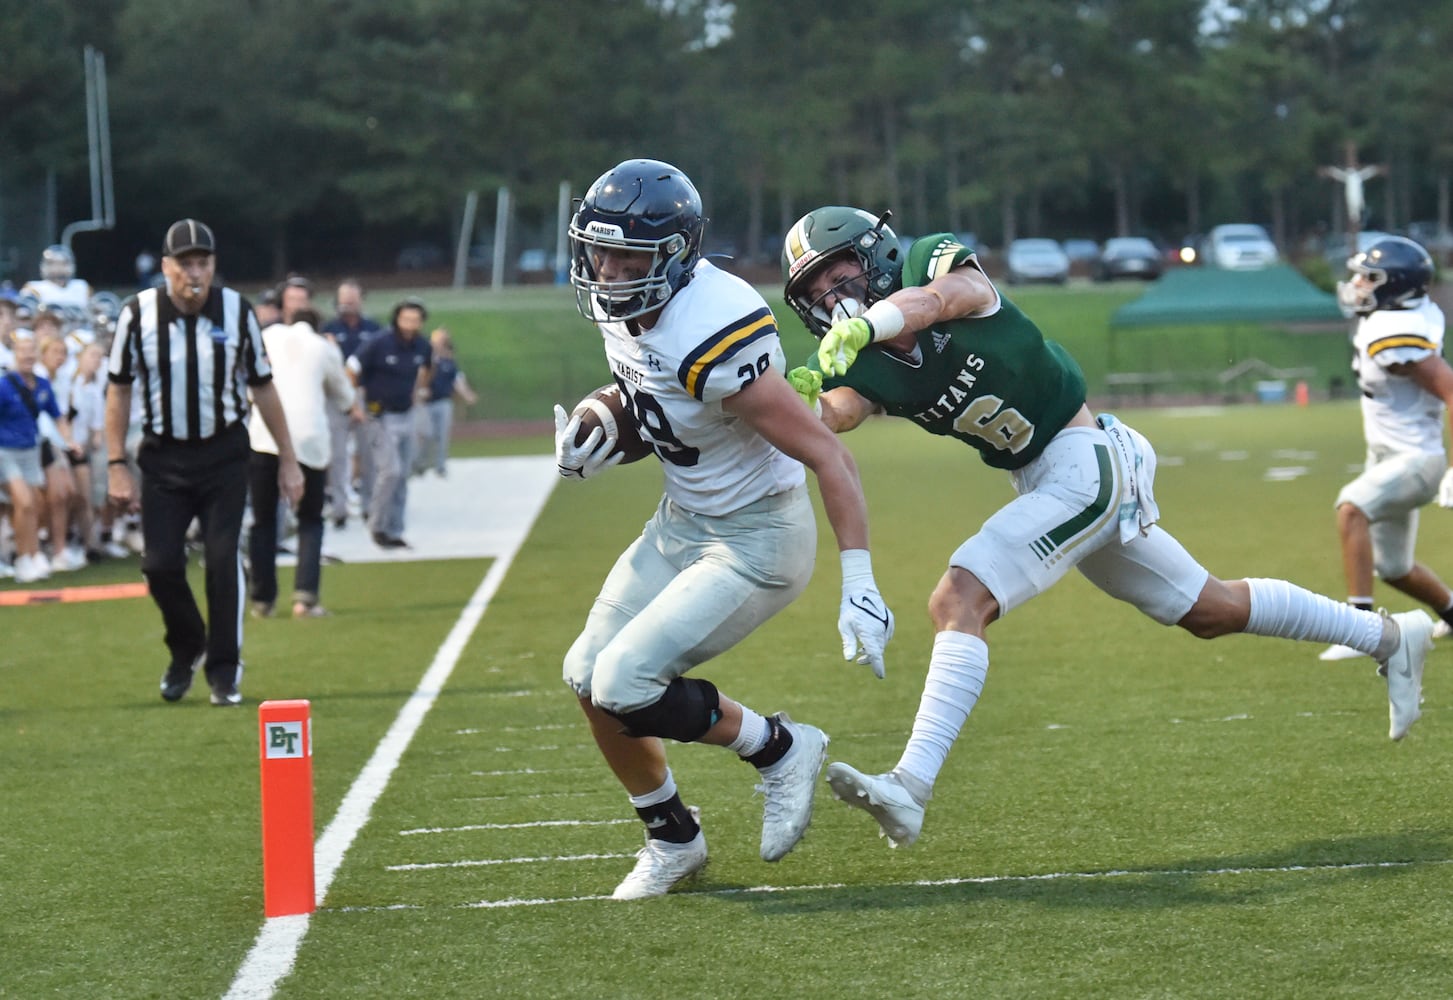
137;423;250;687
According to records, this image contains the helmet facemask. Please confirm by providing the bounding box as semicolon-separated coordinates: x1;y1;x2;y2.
794;254;874;333
782;209;901;337
570;222;693;323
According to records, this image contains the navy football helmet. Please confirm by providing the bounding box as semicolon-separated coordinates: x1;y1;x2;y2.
1342;235;1434;313
782;207;902;337
569;159;705;323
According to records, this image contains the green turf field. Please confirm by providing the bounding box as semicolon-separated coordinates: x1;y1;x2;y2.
4;397;1452;998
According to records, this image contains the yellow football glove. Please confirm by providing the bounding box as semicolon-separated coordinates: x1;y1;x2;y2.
787;366;823;410
816;317;874;377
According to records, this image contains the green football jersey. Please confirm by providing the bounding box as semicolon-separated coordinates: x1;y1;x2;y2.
815;232;1087;471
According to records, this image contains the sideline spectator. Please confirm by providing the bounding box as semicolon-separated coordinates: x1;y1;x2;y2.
321;279;379;528
253;288;281;329
68;343;110;560
348;297;431;549
414;326;477;477
35;334;84;571
106;218;303;707
277;275;312;324
247;308;354;618
1;338;78;582
0;296;19;369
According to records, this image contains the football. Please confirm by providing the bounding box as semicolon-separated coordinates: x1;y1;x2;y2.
570;383;653;464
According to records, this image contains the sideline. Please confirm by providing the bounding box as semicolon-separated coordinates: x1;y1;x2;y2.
222;456;556;1000
0;580;149;606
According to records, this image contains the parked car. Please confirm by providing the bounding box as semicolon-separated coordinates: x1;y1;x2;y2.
1062;238;1101;263
395;242;446;271
1203;224;1279;270
517;248;550;272
1004;238;1070;285
1094;237;1164;281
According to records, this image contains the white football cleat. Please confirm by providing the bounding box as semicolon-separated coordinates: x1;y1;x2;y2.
1380;610;1434;741
1318;643;1365;662
612;810;707;901
1433;619;1451;640
755;714;829;861
825;763;926;849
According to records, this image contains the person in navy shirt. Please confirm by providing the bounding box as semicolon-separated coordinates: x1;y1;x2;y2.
414;326;477;477
347;297;431;548
321;279;382;528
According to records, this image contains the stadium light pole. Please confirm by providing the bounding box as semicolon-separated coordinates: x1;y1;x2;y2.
61;45;115;249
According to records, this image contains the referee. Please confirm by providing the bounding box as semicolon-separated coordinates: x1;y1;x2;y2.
105;219;304;706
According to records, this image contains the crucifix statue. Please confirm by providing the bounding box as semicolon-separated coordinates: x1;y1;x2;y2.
1318;141;1386;243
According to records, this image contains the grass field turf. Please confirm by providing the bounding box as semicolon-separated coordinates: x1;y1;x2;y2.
5;403;1453;998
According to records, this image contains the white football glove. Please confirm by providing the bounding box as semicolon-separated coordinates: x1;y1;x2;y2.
838;549;895;679
553;404;624;480
1438;467;1453;509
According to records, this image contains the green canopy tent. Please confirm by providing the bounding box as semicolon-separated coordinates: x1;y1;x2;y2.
1110;264;1344;327
1103;264;1349;402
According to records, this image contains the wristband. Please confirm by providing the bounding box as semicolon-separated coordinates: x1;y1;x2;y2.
108;458;128;466
840;548;874;584
861;300;905;342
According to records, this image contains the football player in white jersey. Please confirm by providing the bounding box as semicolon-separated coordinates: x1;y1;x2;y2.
555;159;894;900
1320;235;1453;660
21;245;94;317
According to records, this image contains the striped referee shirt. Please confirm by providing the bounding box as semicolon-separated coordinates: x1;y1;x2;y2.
108;285;272;441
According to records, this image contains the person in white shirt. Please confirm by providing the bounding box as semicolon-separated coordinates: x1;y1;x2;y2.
247;308;357;618
35;333;84;571
68;343;109;560
1320;235;1453;662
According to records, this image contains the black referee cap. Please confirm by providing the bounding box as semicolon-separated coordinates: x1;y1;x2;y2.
163;218;216;257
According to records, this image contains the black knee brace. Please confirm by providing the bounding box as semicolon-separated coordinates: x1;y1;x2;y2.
607;678;721;743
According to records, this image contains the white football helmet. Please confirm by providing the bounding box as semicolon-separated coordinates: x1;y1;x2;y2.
41;244;75;283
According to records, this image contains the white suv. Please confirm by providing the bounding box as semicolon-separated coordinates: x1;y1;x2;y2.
1205;224;1279;270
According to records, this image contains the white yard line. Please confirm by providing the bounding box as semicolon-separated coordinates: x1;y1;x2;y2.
452;857;1453;910
222;456;556;1000
388;852;635;872
399;818;634;836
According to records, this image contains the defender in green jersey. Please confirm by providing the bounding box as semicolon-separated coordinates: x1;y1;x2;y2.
780;206;1434;849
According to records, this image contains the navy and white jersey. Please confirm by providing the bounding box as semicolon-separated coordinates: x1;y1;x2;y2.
108;285;272;441
593;259;804;516
1352;297;1447;455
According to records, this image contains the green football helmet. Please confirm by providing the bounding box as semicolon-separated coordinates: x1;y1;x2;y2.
782;207;902;336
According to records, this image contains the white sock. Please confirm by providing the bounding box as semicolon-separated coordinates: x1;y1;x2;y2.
1244;578;1384;655
726;705;770;757
894;631;988;791
627;768;677;809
